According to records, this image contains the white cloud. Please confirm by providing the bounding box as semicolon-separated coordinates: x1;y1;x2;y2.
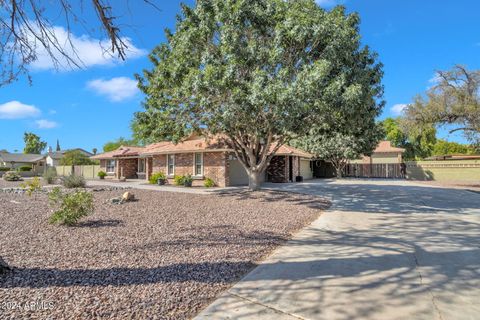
35;119;58;129
390;103;408;116
0;101;41;119
86;77;139;102
315;0;344;7
30;26;147;71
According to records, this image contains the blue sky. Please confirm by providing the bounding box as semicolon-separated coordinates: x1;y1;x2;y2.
0;0;478;152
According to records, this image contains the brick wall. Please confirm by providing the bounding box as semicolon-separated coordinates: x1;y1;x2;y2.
150;152;228;187
152;154;167;175
204;152;227;187
117;158;138;179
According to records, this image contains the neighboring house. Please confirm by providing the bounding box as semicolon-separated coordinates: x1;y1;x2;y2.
351;141;406;165
45;148;93;166
0;152;46;172
91;135;313;187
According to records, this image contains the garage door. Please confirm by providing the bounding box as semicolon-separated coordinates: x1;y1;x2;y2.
229;159;249;186
300;159;313;180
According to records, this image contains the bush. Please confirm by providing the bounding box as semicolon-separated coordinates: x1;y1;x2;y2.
149;172;166;184
97;171;107;179
173;175;185;186
20;177;42;196
2;171;22;181
17;165;32;172
0;167;10;172
43;167;58;184
63;174;86;188
204;177;215;188
183;174;193;187
48;187;94;226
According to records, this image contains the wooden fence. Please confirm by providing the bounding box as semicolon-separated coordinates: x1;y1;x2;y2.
343;163;404;179
55;165;101;179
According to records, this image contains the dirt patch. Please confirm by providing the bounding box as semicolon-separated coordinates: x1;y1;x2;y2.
0;189;329;319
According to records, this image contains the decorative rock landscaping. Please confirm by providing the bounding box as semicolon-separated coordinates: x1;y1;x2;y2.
0;188;329;319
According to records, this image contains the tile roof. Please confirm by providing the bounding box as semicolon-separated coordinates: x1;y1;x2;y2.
90;146;146;159
374;141;405;153
0;152;45;163
141;136;229;155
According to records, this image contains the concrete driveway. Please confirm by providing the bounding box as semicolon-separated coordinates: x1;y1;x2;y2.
195;179;480;320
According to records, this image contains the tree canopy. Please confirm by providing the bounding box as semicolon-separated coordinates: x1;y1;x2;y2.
381;117;436;160
103;137;136;152
404;65;480;149
133;0;384;190
23;132;47;154
59;150;96;165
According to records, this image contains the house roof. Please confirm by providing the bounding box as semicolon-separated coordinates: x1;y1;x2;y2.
90;146;146;160
141;136;230;155
374;141;405;153
0;152;45;163
92;135;312;159
425;154;480;161
273;144;313;158
47;148;93;159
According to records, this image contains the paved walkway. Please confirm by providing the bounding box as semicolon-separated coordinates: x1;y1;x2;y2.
195;179;480;320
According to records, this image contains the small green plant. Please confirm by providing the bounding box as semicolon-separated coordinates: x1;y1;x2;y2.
173;175;185;186
48;187;94;226
204;177;215;188
2;171;22;181
183;174;193;187
20;177;42;196
43;167;58;184
149;172;166;184
17;165;32;172
63;174;86;188
0;167;10;172
97;171;107;179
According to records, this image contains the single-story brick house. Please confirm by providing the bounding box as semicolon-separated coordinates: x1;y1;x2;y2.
91;135;313;187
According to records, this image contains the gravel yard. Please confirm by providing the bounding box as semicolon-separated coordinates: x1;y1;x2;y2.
0;188;329;319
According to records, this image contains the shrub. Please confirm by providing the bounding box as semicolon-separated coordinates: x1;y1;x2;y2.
63;174;86;188
48;187;94;226
97;171;107;179
204;177;215;188
17;166;32;172
0;167;10;172
20;177;42;196
2;171;22;181
149;172;166;184
43;167;58;184
183;174;193;187
173;175;185;186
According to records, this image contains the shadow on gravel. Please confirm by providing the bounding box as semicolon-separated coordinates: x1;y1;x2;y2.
0;261;256;288
73;219;123;228
214;190;331;211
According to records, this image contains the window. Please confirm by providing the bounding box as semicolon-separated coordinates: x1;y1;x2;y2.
194;153;203;176
138;159;145;173
167;154;175;176
106;160;115;173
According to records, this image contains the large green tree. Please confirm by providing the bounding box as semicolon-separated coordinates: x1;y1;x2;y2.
404;65;480;149
133;0;384;190
103;137;136;152
59;150;96;165
432;139;475;156
381;117;436;160
23;132;47;154
294;124;383;178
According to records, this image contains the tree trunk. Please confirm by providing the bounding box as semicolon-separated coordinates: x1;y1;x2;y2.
247;169;262;191
336;166;343;178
